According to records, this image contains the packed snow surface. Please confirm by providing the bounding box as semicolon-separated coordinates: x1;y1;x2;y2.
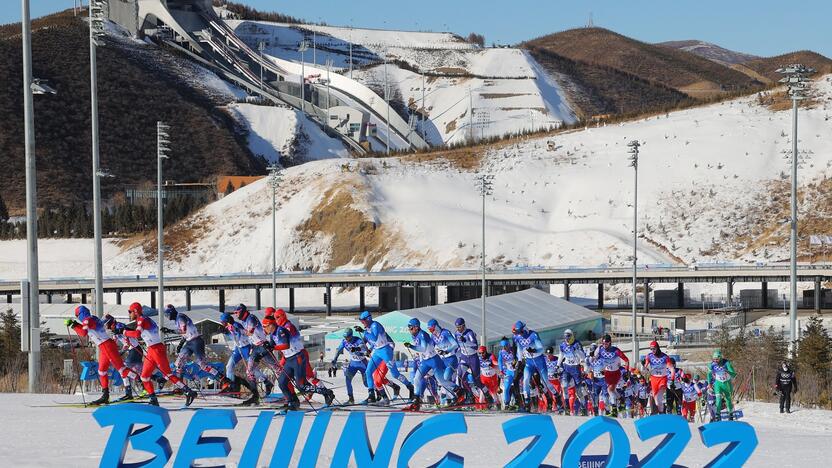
0;393;823;466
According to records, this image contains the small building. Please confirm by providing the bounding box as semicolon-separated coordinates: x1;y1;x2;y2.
610;312;686;335
327;106;369;142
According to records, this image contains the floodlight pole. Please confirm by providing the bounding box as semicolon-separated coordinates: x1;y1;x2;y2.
268;165;282;307
476;174;493;342
628;140;640;365
776;64;815;356
299;40;308;113
90;0;106;317
156;121;170;331
22;0;41;393
385;55;391;155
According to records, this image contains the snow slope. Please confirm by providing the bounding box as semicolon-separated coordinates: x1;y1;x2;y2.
227;20;577;145
226;103;349;163
0;393;824;467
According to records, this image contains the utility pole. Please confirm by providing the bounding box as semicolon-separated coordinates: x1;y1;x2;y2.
385;54;391;154
421;72;427;140
475;173;494;343
776;64;815;355
468;86;474;143
349;19;354;79
299;40;309;113
156;122;171;331
89;0;107;317
325;58;333;112
627;140;640;365
258;40;265;92
312;28;317;65
268;165;283;307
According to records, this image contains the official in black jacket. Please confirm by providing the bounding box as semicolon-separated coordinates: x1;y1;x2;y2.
775;361;798;413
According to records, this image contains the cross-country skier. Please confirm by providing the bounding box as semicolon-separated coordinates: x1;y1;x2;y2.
271;308;332;402
707;349;737;421
427;319;465;401
680;373;701;422
497;339;518;409
665;358;684;415
775;361;797;414
556;329;587;415
331;327;369;404
262;315;335;408
545;347;565;412
642;341;671;414
217;313;262;397
161;305;230;390
237;304;280;406
354;311;414;399
593;334;630;417
586;344;607;415
512;321;559;412
453;318;493;406
635;375;650;417
119;302;197;406
65;306;139;405
403;318;465;411
477;346;500;408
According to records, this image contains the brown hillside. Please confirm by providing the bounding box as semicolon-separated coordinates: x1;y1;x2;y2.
0;11;262;212
524;28;762;94
741;50;832;82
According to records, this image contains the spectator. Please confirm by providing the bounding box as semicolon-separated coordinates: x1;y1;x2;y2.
775;361;798;413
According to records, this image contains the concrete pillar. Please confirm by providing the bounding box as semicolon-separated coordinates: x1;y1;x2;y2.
326;284;332;317
81;292;87;305
116;290;122;305
185;288;191;311
762;282;768;309
149;291;155;310
289;288;295;313
597;283;604;309
396;282;403;310
815;278;821;313
429;286;436;306
6;294;12;304
643;281;650;313
727;280;734;305
255;286;261;311
564;282;570;301
47;292;52;304
413;282;420;308
66;293;72;303
677;282;685;309
359;287;365;312
219;289;225;313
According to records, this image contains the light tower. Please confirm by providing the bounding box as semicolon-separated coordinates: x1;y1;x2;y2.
89;0;107;317
156;121;171;331
627;140;641;365
268;165;283;307
475;173;495;343
776;64;815;354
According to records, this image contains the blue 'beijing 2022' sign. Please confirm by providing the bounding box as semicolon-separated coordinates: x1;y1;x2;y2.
92;405;758;467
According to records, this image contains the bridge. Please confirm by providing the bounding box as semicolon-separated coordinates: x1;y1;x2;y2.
2;265;830;315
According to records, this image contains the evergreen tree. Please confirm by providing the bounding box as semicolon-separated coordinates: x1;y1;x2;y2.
795;315;831;377
224;180;235;196
0;195;8;222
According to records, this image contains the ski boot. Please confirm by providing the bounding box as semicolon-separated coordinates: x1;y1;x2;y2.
347;396;355;405
90;389;110;406
286;397;301;411
611;407;618;418
114;390;134;403
361;389;377;405
405;383;415;401
240;387;260;407
404;398;422;412
264;380;274;398
324;388;336;406
185;389;198;407
453;387;467;405
390;382;401;400
377;388;391;406
148;394;160;406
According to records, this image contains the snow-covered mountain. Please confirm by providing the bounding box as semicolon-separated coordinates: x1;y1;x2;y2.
659;40;759;65
225;20;577;146
100;75;832;279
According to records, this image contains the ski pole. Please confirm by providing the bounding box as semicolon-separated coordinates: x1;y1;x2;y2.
67;325;87;407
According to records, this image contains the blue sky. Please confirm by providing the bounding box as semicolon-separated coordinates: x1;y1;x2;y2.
5;0;831;58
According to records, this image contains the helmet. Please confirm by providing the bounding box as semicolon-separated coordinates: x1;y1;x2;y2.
264;307;276;317
343;328;354;338
427;319;439;331
694;374;701;381
274;308;287;325
407;318;421;328
74;305;90;320
454;317;465;327
513;321;526;334
564;328;573;338
235;304;248;314
684;373;692;380
649;341;659;349
164;304;178;320
262;316;276;328
478;345;487;354
219;313;232;325
359;311;372;322
545;346;554;354
602;334;612;343
128;302;143;316
500;339;509;347
712;349;722;360
103;314;115;329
